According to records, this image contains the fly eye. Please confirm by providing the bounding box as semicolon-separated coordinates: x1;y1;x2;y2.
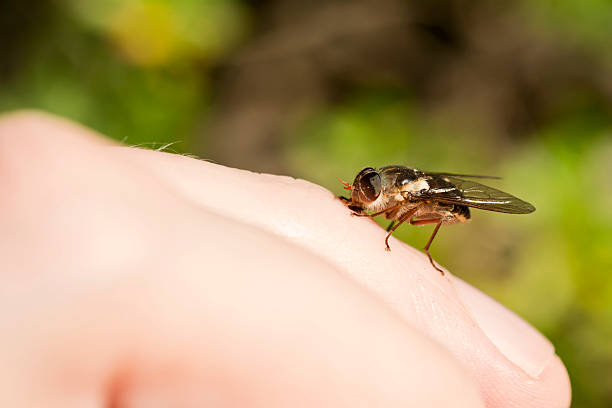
351;168;381;204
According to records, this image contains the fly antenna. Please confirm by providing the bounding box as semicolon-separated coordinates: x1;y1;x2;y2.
338;178;352;190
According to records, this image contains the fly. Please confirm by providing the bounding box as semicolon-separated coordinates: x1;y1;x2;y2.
339;165;535;274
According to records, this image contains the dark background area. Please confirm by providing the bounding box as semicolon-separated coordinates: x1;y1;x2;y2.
1;0;611;405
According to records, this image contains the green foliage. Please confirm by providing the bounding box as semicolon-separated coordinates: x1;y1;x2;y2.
522;0;612;57
0;0;611;405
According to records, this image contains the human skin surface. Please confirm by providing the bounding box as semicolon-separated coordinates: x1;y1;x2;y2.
0;112;571;407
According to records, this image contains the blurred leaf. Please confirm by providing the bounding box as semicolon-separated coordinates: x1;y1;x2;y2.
0;34;207;149
521;0;612;57
64;0;249;66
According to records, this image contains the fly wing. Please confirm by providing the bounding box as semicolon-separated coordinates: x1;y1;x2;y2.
425;176;535;214
427;172;501;180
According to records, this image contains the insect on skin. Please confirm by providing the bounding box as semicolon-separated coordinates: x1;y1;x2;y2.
339;165;535;275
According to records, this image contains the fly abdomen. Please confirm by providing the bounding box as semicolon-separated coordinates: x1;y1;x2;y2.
450;204;471;222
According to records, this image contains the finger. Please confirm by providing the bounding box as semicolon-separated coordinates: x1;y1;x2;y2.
0;111;485;407
117;139;571;406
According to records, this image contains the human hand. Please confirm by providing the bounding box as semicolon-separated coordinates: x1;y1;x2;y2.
0;112;570;407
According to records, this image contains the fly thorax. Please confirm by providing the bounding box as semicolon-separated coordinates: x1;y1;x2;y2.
399;177;430;198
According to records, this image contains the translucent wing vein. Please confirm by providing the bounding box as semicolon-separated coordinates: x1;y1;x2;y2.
425;176;535;214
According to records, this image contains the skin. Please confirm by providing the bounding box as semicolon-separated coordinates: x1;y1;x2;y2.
0;111;571;407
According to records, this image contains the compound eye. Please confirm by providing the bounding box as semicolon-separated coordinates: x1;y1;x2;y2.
352;168;382;204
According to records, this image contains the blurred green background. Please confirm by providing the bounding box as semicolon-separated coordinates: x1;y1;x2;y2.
1;0;610;405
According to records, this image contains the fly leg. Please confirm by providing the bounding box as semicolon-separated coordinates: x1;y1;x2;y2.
384;206;404;231
350;203;403;218
337;195;365;215
410;218;444;275
337;195;351;205
384;207;419;251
